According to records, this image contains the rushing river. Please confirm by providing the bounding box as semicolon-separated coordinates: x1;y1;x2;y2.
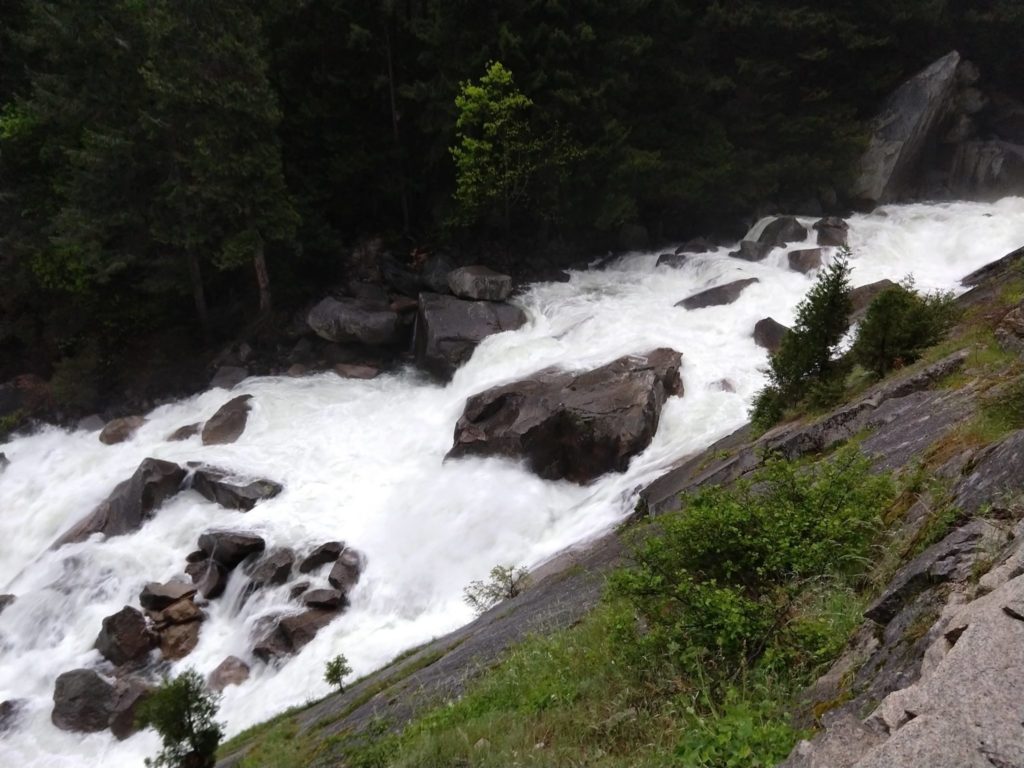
2;198;1023;766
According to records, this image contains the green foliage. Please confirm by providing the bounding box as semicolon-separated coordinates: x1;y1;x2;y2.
752;253;853;430
324;654;353;692
675;691;797;768
48;341;102;411
463;564;530;614
852;280;959;376
137;669;224;768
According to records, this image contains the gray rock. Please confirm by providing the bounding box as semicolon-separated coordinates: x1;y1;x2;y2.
0;699;25;734
753;317;789;353
852;51;962;204
328;549;364;594
951;429;1024;514
334;363;380;379
414;293;527;381
729;240;774;261
0;594;14;615
995;302;1024;356
52;669;115;733
656;253;689;268
52;459;186;547
447;266;513;302
98;416;146;445
780;712;884;768
139;581;198;611
788;248;825;274
303;588;347;610
167;422;201;441
210;366;248;390
448;348;683;484
208;656;250;692
202;395;252;446
108;677;152;740
298;542;344;573
307;297;401;346
193;560;229;600
758;216;808;247
188;464;282;511
198;530;266;570
420;254;455;294
675;237;714;254
677;278;759;310
94;606;155;666
246;548;295;588
813;217;849;247
850;279;897;323
252;609;339;661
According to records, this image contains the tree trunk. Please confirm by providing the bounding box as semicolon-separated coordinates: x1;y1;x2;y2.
187;249;210;340
253;237;272;317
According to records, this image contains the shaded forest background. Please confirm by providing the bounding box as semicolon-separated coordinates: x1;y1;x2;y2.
0;0;1022;409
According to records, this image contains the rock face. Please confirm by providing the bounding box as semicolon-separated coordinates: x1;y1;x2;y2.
995;301;1024;356
758;216;808;248
188;465;282;511
53;459;186;547
52;669;115;733
814;216;849;247
307;297;401;346
852;51;962;204
414;293;527;381
677;278;759;310
94;607;155;666
788;248;825;274
447;266;513;302
448;348;683;484
753;317;790;353
202;395;252;445
98;416;146;445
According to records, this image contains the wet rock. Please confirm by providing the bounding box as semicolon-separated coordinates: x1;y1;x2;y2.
448;348;683;484
788;248;825;274
247;548;295;588
677;278;759;309
210;365;248;390
328;549;364;594
77;415;105;432
53;458;186;547
753;317;790;353
414;293;527;381
109;678;152;740
188;465;282;511
711;379;736;393
656;253;689;268
334;363;380;380
167;422;201;441
193;560;229;599
448;266;513;302
729;240;773;261
289;581;311;600
208;656;250;692
813;216;849;247
303;588;347;610
52;669;115;733
159;621;201;661
151;597;203;626
198;530;266;570
420;253;455;294
94;607;155;666
850;279;897;323
298;542;344;573
758;216;808;248
252;609;338;661
139;581;198;612
307;297;401;346
0;698;25;733
675;237;714;254
0;594;14;616
98;416;146;445
202;395;252;446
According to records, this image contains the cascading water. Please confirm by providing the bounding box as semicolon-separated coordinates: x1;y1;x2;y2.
1;199;1023;767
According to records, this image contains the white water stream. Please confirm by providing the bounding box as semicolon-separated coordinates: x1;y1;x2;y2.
1;199;1023;766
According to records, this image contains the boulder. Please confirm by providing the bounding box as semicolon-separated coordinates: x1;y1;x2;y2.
949;139;1024;200
850;280;897;323
379;254;421;297
210;366;248;390
52;459;186;547
420;253;455;294
0;452;7;473
94;607;155;666
52;669;115;733
307;297;401;346
758;216;808;248
448;348;683;484
813;216;849;247
447;266;513;302
0;699;25;733
98;416;146;445
414;293;527;381
188;465;282;511
198;530;266;570
247;548;295;588
0;594;14;616
193;560;229;600
298;541;344;573
656;253;689;268
150;597;203;626
159;621;201;661
140;581;197;611
108;677;152;740
289;581;311;600
677;278;759;310
208;656;250;692
202;395;252;446
675;237;715;254
852;51;962;204
252;609;338;661
335;363;380;380
729;240;774;261
303;588;347;610
328;548;364;594
167;422;201;441
788;248;825;274
995;302;1024;356
754;318;790;353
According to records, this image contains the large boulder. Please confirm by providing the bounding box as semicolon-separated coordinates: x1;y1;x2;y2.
198;530;266;570
247;548;295;588
788;248;825;274
252;609;339;661
677;278;759;310
108;677;152;740
328;548;364;594
307;297;401;346
448;348;683;484
447;266;513;302
754;317;790;353
159;621;201;661
298;541;344;573
303;588;347;610
98;416;146;445
208;656;250;692
852;51;962;204
414;293;527;381
850;280;898;323
758;216;808;248
202;395;252;445
52;669;115;733
52;459;186;547
420;253;456;294
188;465;282;511
729;240;774;262
94;606;155;666
814;217;849;247
139;581;197;612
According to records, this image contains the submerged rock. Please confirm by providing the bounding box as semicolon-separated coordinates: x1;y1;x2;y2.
98;416;146;445
758;216;808;248
202;395;252;446
677;278;759;310
188;464;282;511
208;656;250;692
198;530;266;570
729;240;774;261
252;609;339;661
448;348;683;484
167;422;201;441
298;542;344;573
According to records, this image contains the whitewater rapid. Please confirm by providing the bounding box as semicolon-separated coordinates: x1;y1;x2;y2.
1;199;1023;766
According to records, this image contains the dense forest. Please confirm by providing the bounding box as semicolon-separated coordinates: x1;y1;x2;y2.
0;0;1022;410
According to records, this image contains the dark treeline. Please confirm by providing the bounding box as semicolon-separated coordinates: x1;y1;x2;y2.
0;0;1021;407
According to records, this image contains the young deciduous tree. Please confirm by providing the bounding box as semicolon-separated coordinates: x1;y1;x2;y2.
137;668;223;768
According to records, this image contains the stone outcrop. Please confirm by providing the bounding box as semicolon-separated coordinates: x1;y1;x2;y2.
188;464;282;511
53;459;186;547
995;301;1024;356
94;606;155;666
448;349;683;484
98;416;146;445
447;266;513;302
753;317;790;353
202;395;253;445
677;278;759;310
307;297;402;346
414;293;527;381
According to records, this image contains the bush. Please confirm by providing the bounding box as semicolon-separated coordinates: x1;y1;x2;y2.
752;253;852;430
463;564;530;614
852;280;959;376
325;654;353;692
137;669;223;768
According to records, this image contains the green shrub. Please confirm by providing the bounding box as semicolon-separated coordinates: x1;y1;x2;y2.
325;654;353;692
138;669;223;768
675;690;798;768
463;564;530;614
852;280;959;376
